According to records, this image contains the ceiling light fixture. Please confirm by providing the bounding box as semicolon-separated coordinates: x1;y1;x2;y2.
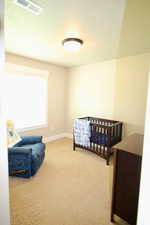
62;38;83;52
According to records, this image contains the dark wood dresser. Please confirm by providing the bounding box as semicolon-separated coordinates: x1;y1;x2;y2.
111;134;143;225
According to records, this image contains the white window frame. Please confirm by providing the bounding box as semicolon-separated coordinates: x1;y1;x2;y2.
5;63;49;132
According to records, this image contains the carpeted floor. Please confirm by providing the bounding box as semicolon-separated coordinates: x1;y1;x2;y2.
9;138;128;225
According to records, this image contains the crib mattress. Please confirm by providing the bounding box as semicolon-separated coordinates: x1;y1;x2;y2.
90;132;120;146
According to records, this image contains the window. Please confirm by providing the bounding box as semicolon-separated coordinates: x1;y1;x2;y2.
3;64;48;131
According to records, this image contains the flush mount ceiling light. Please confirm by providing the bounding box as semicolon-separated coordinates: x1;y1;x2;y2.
62;38;83;52
13;0;43;15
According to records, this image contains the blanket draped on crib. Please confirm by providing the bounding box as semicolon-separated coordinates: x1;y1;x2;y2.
74;119;91;147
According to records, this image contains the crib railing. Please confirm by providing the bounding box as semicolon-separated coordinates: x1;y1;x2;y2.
80;117;122;141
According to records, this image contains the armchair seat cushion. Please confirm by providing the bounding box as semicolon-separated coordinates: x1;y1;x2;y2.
20;143;45;154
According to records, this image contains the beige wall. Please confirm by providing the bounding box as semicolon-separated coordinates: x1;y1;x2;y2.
114;53;150;137
66;53;150;136
6;53;68;139
66;60;117;133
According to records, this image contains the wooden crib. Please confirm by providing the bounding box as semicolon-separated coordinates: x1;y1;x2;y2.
73;117;123;165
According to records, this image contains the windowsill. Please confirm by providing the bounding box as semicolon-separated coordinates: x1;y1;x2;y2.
17;124;48;133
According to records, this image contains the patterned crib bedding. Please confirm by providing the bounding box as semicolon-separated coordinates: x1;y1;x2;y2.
74;119;91;147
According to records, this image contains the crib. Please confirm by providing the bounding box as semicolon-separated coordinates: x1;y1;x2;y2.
73;117;123;165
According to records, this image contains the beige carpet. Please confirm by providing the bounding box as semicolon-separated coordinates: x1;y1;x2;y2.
9;138;128;225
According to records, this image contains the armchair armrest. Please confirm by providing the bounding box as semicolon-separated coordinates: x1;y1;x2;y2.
19;136;43;145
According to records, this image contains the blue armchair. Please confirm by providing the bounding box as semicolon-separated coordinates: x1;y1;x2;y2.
8;136;45;178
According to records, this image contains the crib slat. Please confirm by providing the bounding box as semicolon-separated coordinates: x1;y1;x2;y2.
112;126;114;136
104;127;106;146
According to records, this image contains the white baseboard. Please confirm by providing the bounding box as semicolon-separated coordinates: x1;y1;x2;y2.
43;134;64;143
43;132;73;143
63;133;73;139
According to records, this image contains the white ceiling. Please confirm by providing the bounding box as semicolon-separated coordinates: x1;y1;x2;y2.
5;0;150;67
